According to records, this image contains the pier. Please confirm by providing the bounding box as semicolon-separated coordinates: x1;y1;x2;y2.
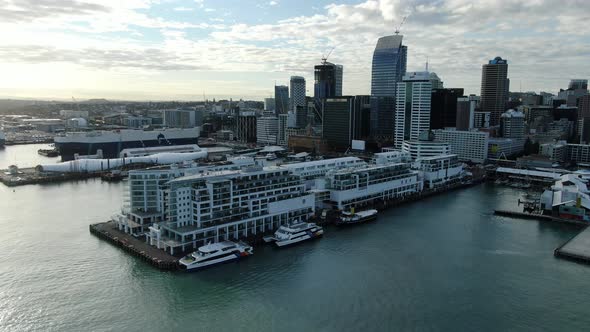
90;221;179;270
555;226;590;264
494;210;588;226
0;167;102;187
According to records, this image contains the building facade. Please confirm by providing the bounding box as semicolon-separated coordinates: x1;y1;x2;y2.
480;57;509;126
432;129;489;163
430;88;464;129
256;116;278;145
289;76;306;113
314;62;343;99
371;34;407;98
395;72;433;147
274;85;289;116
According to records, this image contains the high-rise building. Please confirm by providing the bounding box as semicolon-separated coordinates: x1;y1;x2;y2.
394;72;433;148
236;111;257;143
480;56;509;126
370;96;396;140
429;73;444;89
473;111;491;128
277;114;288;146
456;95;478;131
256;116;278;145
569;79;588;90
430;88;464;129
274;85;289;115
370;34;407;98
322;97;354;151
314;62;343;100
264;98;276;113
500;109;525;139
163;109;196;128
433;129;490;163
289;76;306;113
352;95;371;141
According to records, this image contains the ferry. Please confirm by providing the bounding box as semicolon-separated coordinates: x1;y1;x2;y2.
263;221;323;247
37;148;59;157
178;241;253;271
54;127;200;161
336;209;378;226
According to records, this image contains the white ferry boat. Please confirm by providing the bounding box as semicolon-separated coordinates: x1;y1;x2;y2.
178;241;253;271
263;221;323;247
336;209;378;226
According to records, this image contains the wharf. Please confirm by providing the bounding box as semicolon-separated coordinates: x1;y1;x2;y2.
555;226;590;264
90;221;179;271
0;167;101;187
494;210;588;226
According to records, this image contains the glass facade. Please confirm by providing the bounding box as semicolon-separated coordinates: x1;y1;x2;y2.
371;35;407;98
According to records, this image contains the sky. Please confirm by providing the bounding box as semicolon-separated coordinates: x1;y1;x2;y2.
0;0;589;101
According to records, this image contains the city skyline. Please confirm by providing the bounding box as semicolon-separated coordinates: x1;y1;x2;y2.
1;0;589;101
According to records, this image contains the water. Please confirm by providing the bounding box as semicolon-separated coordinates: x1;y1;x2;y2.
1;145;589;332
0;144;59;169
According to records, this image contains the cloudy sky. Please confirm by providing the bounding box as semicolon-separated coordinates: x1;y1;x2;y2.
0;0;588;101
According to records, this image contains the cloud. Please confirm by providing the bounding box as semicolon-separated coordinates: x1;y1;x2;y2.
269;1;278;5
0;0;110;23
173;6;194;12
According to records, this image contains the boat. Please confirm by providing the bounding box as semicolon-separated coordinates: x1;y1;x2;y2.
336;209;378;226
101;170;126;182
37;149;59;157
178;241;253;271
263;221;323;247
265;153;277;160
53;127;200;161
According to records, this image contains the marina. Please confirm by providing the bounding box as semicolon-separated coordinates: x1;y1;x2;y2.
555;226;590;263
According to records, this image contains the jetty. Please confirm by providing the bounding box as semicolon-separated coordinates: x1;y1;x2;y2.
555;226;590;264
90;221;179;270
494;210;588;226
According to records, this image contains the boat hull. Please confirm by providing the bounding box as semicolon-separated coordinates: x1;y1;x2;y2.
55;137;198;161
335;214;377;226
179;251;250;271
274;229;324;247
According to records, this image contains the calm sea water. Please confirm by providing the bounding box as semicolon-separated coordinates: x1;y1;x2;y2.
1;144;589;332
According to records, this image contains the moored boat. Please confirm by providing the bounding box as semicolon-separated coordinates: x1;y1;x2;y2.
178;241;253;271
263;221;323;247
37;149;59;157
336;209;378;226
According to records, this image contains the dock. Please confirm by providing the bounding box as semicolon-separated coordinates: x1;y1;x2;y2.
90;221;179;270
555;226;590;264
0;167;102;187
494;210;588;226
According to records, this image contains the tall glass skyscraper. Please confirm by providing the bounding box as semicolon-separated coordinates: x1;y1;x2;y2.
371;34;407;97
314;62;343;100
274;85;289;116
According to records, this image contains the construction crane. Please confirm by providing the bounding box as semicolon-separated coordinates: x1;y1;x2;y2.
321;47;335;65
395;15;408;35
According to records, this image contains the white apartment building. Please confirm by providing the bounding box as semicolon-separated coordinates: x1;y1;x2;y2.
401;140;451;160
432;129;489;163
394;72;432;148
413;154;463;189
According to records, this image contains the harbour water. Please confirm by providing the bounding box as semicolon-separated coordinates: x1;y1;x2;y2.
1;144;590;331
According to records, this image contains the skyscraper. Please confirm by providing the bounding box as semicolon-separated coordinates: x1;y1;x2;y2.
370;34;407;97
480;56;509;126
456;95;478;131
289;76;306;112
430;88;464;129
322;97;354;151
274;85;289;116
394;72;432;148
370;96;396;140
314;62;343;100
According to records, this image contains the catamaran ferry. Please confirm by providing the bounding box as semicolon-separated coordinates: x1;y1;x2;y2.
263;221;323;247
178;241;253;271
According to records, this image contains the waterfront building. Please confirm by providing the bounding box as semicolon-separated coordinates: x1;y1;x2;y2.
401;139;451;161
325;162;421;210
148;166;315;254
280;156;365;189
395;72;433;147
413;154;463;189
126;116;152;128
473;111;491;129
370;96;396;141
314;62;343;99
540;174;590;219
488;138;525;159
322;97;354;151
432;129;489;163
480;57;509;126
430;88;464;129
456;96;478;130
373;150;412;165
370;34;407;98
274;85;289;115
163;109;196;128
256;116;278;145
289;76;306;113
236;111;257;143
500;109;525;138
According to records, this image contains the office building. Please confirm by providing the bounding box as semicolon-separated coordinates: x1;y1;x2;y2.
488;138;524;159
277;114;288;146
481;57;509;126
456;96;478;130
429;73;444;89
353;95;371;141
370;96;396;141
473;111;491;129
256;116;278;145
430;88;464;129
500;109;525;138
163;109;196;128
264;98;276;113
370;34;407;98
322;97;354;151
314;62;343;99
236;111;257;143
395;71;432;148
569;79;588;90
289;76;306;113
274;85;289;115
433;129;489;163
